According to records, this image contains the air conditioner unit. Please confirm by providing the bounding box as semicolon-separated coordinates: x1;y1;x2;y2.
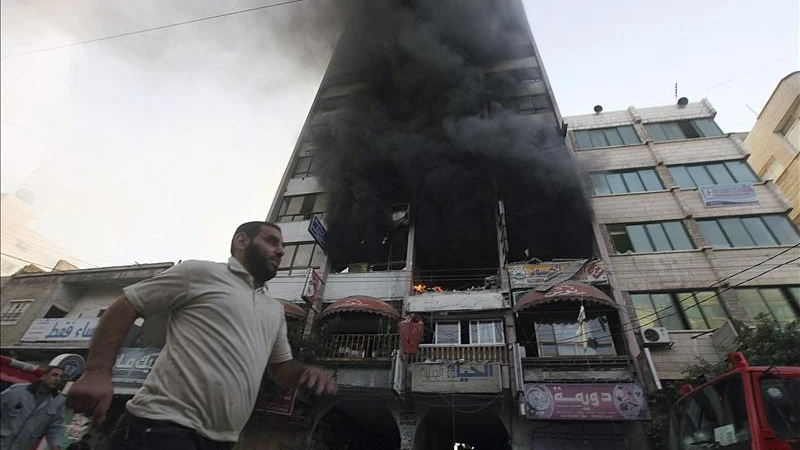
640;327;671;346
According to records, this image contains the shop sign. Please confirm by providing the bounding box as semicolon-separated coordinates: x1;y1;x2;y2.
21;318;98;342
308;215;327;251
49;354;85;382
507;260;607;289
699;183;758;207
111;347;160;389
301;268;323;305
524;382;650;421
411;363;502;393
254;388;297;416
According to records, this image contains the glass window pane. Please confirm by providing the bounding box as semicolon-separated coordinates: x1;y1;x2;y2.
300;195;317;214
646;223;672;251
718;218;755;247
762;215;800;245
609;225;634;253
591;174;611;195
760;289;796;324
663;221;694;250
470;321;478;344
575;131;592;149
678;292;706;329
696;291;728;329
789;287;800;309
668;166;695;188
590;130;608;148
698;221;731;248
493;320;504;343
706;163;735;184
535;323;555;342
646;124;668;142
279;245;297;269
293;244;314;267
310;245;325;267
285;197;304;215
725;161;758;183
623;172;645;192
741;217;778;246
662;123;685;140
618;126;640;145
606;173;627;194
631;294;657;327
687;165;715;187
693;119;724;137
540;344;557;356
627;225;654;252
651;293;685;330
313;194;328;212
603;129;624;146
436;322;460;344
639;169;663;191
736;289;771;321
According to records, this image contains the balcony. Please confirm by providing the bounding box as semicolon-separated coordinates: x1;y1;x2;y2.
408;344;508;364
320;334;398;362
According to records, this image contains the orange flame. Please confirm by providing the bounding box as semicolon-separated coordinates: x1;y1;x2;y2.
413;283;426;293
431;286;445;293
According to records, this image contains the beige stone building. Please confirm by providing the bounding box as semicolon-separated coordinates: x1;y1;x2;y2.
744;71;800;225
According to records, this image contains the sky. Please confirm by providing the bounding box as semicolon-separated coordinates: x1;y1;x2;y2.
0;0;797;270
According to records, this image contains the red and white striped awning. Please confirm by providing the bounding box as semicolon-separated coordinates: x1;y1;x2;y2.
514;282;617;312
276;299;308;321
319;296;401;321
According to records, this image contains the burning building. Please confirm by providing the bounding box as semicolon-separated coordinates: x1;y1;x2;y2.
256;1;649;449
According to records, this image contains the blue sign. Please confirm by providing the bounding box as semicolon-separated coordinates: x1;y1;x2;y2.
308;215;327;251
699;183;758;207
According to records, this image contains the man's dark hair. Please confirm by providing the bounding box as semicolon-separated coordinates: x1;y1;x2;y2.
43;365;64;375
230;221;281;255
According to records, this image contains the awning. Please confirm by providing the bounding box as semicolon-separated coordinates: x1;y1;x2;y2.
514;282;617;312
276;299;308;321
319;296;401;321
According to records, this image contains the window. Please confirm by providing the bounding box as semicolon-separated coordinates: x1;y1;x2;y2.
43;305;67;319
670;374;751;449
646;118;724;141
469;320;504;344
763;157;785;181
608;221;694;253
591;168;663;195
534;316;616;356
276;193;328;222
760;377;800;440
435;322;461;344
574;126;641;150
276;242;325;276
516;94;550;113
484;67;542;84
698;215;800;248
292;156;318;178
1;300;33;325
630;291;728;330
668;160;758;188
734;287;800;324
777;98;799;154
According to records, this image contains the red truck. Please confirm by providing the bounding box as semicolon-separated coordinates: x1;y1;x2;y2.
668;352;800;450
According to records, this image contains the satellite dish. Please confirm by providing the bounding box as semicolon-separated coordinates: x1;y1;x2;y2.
593;105;603;114
677;97;689;108
15;189;35;205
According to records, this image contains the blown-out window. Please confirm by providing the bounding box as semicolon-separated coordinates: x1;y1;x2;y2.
646;118;723;142
276;193;328;222
609;221;694;253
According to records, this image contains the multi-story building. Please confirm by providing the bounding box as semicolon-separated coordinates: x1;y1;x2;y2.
255;1;651;449
744;71;800;226
564;99;800;386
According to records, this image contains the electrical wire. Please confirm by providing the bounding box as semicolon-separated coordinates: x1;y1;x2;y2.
0;0;310;59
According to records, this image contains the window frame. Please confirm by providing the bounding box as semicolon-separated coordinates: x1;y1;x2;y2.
275;242;325;277
630;291;729;330
434;321;461;344
276;193;328;223
667;160;759;189
573;125;641;150
0;299;34;325
698;215;800;249
590;168;664;195
646;118;724;142
534;316;617;357
734;286;800;324
608;221;695;253
469;319;504;344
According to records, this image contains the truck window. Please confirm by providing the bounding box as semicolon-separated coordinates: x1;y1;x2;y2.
670;374;751;450
759;377;800;440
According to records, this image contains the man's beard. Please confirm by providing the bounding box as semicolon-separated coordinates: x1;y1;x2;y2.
244;243;277;285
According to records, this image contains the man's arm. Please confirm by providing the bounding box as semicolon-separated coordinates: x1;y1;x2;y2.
66;296;139;426
268;360;336;395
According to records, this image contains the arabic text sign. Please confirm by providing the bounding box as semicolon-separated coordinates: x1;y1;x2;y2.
308;215;327;251
21;318;98;342
111;347;160;389
254;388;297;416
524;383;650;421
507;261;607;289
699;183;758;207
411;363;502;393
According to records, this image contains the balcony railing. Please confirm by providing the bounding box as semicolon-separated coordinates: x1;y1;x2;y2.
321;334;398;360
408;344;508;363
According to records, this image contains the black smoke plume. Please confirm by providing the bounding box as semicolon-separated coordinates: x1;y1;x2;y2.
314;0;594;284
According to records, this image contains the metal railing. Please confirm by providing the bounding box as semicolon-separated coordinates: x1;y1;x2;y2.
322;333;399;359
408;343;508;363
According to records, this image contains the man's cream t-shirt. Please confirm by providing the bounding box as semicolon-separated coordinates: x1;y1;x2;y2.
122;257;293;442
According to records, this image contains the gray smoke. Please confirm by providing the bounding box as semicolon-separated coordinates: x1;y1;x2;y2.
313;0;594;281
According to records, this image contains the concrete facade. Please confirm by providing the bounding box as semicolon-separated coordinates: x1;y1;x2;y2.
565;99;800;386
744;72;800;225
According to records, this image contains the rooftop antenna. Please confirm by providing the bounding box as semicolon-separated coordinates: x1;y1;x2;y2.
674;82;678;100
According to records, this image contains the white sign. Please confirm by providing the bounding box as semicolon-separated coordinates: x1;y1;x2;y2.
406;291;505;312
411;363;502;393
21;318;99;342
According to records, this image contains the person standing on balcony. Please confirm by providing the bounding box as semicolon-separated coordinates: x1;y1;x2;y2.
0;365;66;450
66;221;336;450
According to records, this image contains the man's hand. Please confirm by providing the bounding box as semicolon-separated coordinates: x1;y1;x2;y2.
299;366;336;395
66;369;113;428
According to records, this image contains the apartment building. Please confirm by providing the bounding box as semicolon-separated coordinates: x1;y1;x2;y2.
744;71;800;226
564;99;800;385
